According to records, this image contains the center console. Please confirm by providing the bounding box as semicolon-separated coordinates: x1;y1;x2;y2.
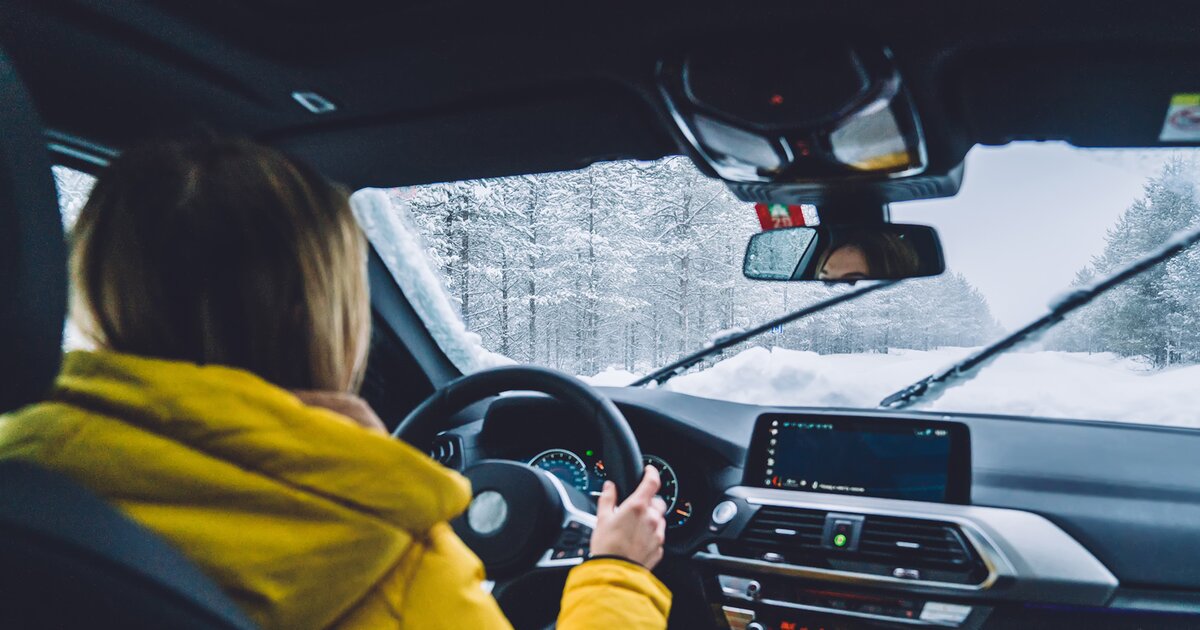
695;413;1117;629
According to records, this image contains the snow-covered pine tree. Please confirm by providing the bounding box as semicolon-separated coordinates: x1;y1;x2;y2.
1048;157;1200;366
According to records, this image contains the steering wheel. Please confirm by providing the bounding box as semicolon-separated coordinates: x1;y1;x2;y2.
393;365;643;579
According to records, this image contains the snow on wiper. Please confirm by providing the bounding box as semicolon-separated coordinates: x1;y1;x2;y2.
880;223;1200;410
705;327;747;347
630;280;899;388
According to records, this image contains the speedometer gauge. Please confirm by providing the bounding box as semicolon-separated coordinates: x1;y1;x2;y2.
594;454;679;513
528;449;589;492
643;455;679;513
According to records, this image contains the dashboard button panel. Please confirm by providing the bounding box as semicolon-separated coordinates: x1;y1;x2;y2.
822;513;864;552
715;574;982;628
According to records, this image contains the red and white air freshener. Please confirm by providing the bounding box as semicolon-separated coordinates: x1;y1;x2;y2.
754;203;820;231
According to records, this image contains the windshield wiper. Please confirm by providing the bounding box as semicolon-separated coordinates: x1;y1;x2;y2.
880;223;1200;410
631;280;899;387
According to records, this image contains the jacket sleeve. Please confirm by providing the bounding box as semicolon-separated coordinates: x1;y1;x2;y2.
557;559;672;629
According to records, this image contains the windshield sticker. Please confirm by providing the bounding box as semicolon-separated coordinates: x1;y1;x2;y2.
754;203;820;230
1159;93;1200;142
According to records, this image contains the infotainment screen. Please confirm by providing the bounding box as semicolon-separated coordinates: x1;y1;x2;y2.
746;414;971;503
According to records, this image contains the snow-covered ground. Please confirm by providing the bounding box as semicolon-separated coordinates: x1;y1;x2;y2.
584;347;1200;429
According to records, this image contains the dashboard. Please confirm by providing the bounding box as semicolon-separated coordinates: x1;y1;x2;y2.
431;388;1200;629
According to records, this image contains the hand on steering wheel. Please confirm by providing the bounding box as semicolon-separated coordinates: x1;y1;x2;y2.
592;466;668;570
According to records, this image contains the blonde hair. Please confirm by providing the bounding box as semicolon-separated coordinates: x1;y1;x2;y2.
70;137;370;392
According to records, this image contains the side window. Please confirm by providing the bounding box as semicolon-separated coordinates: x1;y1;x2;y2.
52;165;97;349
53;165;95;232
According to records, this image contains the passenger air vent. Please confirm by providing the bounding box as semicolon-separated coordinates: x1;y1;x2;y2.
428;434;461;469
732;507;990;585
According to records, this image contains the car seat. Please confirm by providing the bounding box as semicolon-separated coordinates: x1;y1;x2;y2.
0;45;257;630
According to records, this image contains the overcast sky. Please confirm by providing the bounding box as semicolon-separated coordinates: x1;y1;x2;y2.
892;142;1191;329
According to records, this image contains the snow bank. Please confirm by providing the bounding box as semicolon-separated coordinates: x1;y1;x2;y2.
584;368;643;387
585;347;1200;429
352;189;514;373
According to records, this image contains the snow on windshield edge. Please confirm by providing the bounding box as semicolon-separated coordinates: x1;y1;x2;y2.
351;189;513;373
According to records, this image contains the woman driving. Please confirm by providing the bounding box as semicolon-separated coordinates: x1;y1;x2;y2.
0;138;670;629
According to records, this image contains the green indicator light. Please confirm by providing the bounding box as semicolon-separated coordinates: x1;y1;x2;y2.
833;533;848;548
585;449;594;457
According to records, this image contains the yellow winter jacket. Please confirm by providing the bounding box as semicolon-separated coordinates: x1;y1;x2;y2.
0;351;671;629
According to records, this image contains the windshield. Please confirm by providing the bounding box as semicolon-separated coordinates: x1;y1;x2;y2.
356;143;1200;429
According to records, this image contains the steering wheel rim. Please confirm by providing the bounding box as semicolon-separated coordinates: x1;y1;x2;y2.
394;366;645;582
393;365;643;501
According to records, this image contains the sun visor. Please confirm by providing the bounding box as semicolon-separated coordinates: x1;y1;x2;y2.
957;50;1200;148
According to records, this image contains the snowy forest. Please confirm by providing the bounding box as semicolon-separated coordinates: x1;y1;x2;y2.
390;157;1002;376
53;153;1200;380
1048;157;1200;367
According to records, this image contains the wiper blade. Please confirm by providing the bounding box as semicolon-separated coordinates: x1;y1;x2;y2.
631;280;899;388
880;223;1200;410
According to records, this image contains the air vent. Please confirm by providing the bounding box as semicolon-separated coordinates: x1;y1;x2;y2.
733;507;989;585
428;434;461;469
739;506;829;559
858;516;976;573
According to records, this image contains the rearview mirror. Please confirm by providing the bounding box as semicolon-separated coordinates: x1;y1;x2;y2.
743;224;944;282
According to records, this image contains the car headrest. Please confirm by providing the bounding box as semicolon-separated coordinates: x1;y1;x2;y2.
0;48;67;413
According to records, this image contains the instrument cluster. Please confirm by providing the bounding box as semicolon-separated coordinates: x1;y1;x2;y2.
528;448;693;528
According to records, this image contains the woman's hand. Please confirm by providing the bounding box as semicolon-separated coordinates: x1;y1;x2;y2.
293;390;388;435
589;466;668;570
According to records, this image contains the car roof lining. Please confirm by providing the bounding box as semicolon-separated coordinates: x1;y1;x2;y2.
5;1;1200;190
268;81;675;189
